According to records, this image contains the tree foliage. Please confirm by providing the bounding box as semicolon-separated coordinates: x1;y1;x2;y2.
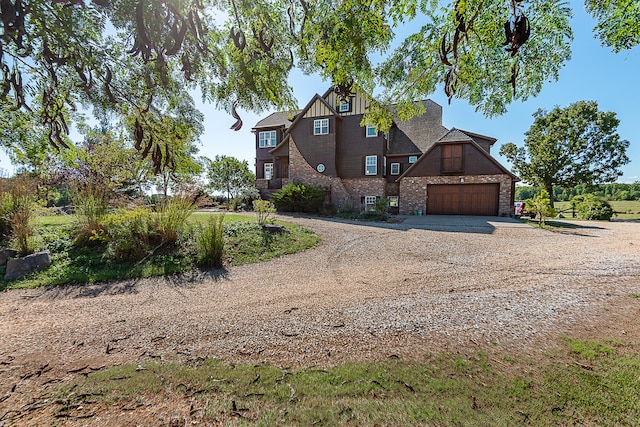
500;101;630;205
205;155;254;201
0;0;638;166
525;190;556;227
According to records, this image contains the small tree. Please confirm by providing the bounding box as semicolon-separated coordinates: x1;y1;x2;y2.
205;155;255;207
525;190;557;227
270;183;326;213
373;197;390;220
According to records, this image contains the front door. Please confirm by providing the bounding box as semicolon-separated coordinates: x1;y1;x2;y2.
264;162;273;180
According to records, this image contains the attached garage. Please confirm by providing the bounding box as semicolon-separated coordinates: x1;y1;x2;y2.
427;184;499;216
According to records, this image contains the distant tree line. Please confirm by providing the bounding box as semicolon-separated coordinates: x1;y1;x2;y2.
515;183;640;202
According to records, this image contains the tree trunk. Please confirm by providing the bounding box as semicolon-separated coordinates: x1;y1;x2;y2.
545;183;554;207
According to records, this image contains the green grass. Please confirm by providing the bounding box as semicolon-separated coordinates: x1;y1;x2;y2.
553;200;640;220
1;213;319;290
38;338;640;426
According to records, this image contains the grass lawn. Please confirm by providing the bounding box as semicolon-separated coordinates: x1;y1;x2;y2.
1;212;319;290
36;337;640;426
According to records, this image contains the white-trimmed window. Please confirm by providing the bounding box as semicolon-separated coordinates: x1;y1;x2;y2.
390;162;400;175
264;162;273;180
259;130;277;148
408;155;418;163
365;155;377;175
389;196;399;208
314;119;329;135
364;195;377;211
338;101;350;112
366;125;377;138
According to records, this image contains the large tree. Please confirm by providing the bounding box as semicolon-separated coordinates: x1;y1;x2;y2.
499;100;630;206
1;0;638;167
205;155;255;202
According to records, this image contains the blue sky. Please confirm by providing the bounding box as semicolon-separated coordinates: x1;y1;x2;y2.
1;0;638;183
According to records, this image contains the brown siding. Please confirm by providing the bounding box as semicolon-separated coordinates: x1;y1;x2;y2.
289;116;338;176
337;115;385;178
255;127;285;178
405;142;505;177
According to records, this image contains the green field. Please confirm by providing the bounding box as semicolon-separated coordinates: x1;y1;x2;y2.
552;200;640;220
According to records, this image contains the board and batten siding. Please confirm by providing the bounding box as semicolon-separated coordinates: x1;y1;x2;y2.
324;90;370;116
302;99;334;118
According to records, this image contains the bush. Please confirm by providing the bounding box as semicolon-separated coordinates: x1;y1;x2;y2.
270;182;326;213
570;194;614;220
195;214;225;268
73;184;109;246
103;208;155;261
253;199;276;225
373;197;390;219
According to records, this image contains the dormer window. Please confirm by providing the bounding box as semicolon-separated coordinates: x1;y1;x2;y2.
259;130;277;148
338;100;350;112
314;119;329;135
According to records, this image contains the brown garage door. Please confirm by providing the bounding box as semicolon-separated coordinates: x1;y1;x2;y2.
427;184;499;215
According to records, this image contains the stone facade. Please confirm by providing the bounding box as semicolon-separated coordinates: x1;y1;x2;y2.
399;174;514;216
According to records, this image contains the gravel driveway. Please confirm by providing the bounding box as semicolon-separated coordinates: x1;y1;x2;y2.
1;215;639;397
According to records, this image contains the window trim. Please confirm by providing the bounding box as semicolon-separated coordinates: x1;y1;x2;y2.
365;155;377;176
313;118;329;135
390;162;400;175
264;162;273;180
408;155;418;164
364;195;377;211
258;130;277;148
338;100;350;112
366;125;377;138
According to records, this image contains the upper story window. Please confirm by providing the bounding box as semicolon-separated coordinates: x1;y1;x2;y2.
390;162;400;175
365;155;377;175
408;155;418;164
338;100;350;112
441;143;464;173
366;125;377;138
314;119;329;135
258;130;277;148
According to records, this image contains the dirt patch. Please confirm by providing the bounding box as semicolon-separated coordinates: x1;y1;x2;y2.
1;216;639;424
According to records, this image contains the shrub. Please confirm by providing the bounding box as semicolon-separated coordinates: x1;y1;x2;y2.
373;197;390;219
73;184;109;246
270;182;326;213
570;194;614;220
103;208;155;261
154;195;195;244
253;199;276;225
195;214;225;268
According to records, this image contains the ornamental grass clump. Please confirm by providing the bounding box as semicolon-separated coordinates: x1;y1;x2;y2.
3;175;38;255
154;195;195;245
195;214;224;268
72;183;109;246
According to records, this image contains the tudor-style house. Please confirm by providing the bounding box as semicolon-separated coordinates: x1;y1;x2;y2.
253;87;517;216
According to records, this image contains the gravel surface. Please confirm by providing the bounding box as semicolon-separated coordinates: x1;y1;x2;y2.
1;216;639;400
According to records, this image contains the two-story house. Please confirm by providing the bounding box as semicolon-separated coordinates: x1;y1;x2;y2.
254;87;517;216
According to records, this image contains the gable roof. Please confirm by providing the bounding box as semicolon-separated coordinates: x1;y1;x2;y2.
253;111;297;130
396;128;518;181
457;129;497;145
287;93;342;132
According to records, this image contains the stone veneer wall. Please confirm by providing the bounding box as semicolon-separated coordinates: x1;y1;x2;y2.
288;138;352;209
399;174;514;216
341;178;387;209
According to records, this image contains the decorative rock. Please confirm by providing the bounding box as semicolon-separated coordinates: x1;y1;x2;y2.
4;251;52;281
261;224;286;234
0;248;18;266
